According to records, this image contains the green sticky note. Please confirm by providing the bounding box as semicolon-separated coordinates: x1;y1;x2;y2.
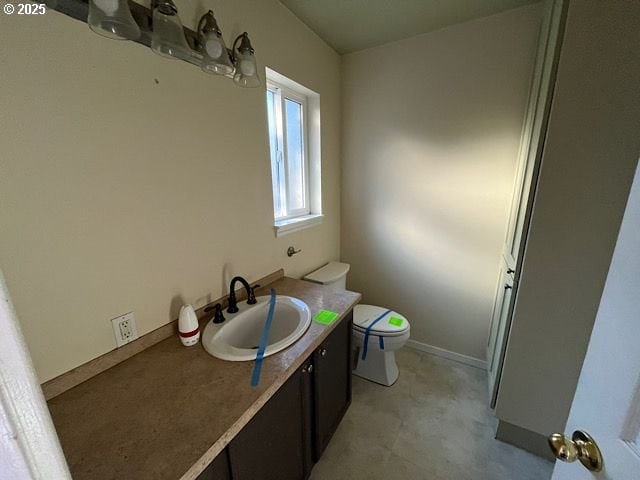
314;310;339;325
389;317;404;327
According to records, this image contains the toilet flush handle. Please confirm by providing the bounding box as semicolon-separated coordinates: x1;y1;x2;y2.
287;246;302;257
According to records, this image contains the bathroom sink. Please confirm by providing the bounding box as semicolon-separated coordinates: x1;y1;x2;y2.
202;295;311;361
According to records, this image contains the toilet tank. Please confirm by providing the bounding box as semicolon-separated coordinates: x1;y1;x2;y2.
303;262;351;289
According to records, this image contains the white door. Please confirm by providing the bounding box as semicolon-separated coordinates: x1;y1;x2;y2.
550;161;640;479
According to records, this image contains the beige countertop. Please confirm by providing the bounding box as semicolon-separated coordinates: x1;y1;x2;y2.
47;277;361;480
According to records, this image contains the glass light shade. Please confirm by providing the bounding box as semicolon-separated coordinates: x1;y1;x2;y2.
233;51;260;88
201;31;234;76
151;4;192;61
88;0;141;41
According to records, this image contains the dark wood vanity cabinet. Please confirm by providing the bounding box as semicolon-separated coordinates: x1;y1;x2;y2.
196;449;232;480
227;365;312;480
202;312;353;480
312;312;352;460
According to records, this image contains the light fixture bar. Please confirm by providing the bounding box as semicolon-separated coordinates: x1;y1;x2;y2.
31;0;234;74
33;0;259;82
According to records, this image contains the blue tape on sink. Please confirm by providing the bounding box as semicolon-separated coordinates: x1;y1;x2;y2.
251;289;277;387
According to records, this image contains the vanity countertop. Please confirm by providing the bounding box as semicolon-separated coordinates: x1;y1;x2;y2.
47;277;361;480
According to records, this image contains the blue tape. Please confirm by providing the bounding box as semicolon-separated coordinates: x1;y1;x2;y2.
251;289;277;387
379;335;385;350
361;309;392;361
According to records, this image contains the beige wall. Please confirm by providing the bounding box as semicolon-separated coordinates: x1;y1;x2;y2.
0;0;341;382
496;0;640;436
341;4;542;361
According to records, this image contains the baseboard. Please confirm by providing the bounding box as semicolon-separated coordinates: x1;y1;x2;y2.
406;339;487;370
496;420;555;462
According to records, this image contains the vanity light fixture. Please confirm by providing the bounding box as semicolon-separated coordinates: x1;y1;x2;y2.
196;11;261;87
88;0;141;41
150;0;192;61
82;0;260;87
232;32;261;88
197;10;234;76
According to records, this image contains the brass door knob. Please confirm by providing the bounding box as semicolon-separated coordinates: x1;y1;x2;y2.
548;430;603;472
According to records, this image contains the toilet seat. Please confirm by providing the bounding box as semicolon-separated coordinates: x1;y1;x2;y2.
352;325;407;338
353;305;409;337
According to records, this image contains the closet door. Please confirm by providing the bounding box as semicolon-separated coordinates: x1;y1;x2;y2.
487;259;515;407
488;0;568;406
503;0;566;267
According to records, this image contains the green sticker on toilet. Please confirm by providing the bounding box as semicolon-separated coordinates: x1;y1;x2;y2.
389;317;403;327
314;310;340;325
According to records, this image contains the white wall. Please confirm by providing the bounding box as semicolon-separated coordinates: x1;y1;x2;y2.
0;0;341;382
496;0;640;437
341;4;543;361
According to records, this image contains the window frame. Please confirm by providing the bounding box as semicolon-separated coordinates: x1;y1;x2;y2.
266;80;311;221
265;68;323;237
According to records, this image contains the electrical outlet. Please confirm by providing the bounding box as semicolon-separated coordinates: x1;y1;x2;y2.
111;312;138;347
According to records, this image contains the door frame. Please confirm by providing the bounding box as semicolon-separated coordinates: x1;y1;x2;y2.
0;270;71;479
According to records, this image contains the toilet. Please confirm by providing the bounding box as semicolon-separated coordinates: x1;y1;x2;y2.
304;262;410;386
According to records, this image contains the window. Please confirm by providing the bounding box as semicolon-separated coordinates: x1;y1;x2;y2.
265;68;322;236
267;84;309;218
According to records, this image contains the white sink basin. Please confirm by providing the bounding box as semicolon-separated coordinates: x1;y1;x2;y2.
202;295;311;361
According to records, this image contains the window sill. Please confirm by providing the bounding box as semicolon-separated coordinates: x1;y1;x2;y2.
274;214;324;237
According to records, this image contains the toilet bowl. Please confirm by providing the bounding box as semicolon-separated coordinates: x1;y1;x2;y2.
352;304;410;386
304;262;411;386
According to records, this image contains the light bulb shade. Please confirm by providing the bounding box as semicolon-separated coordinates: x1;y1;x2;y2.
88;0;141;41
232;33;260;88
233;52;260;88
197;11;234;76
151;1;192;61
201;31;234;76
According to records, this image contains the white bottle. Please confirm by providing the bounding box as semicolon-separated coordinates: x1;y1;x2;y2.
178;304;200;347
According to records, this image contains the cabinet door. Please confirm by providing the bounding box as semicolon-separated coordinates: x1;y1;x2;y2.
228;365;311;480
486;259;515;407
312;312;352;461
196;449;232;480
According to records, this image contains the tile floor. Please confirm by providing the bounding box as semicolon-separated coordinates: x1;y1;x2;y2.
310;348;553;480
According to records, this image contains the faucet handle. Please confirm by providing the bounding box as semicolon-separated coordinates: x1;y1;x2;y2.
212;303;225;324
247;284;260;305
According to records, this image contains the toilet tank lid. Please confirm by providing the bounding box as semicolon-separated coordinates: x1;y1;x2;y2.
304;261;350;284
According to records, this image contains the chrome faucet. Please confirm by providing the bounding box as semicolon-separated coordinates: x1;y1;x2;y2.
227;276;258;313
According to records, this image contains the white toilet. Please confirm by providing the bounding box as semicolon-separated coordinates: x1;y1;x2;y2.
304;262;411;386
